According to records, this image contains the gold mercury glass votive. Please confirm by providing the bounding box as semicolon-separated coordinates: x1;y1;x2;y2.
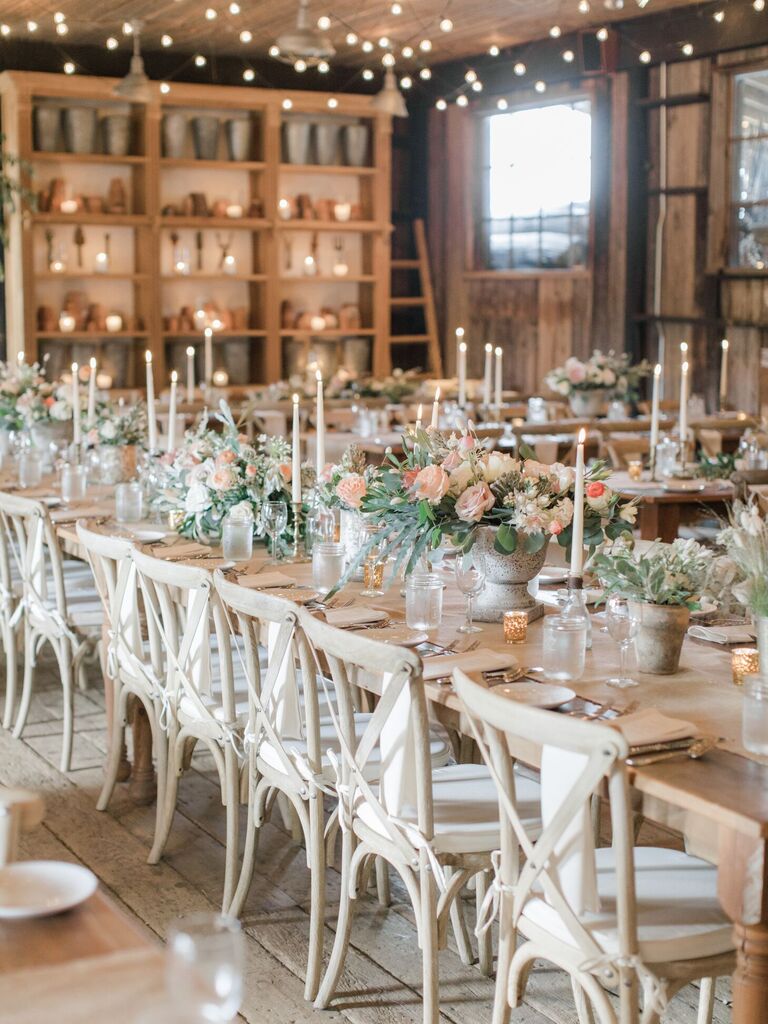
627;460;643;482
504;610;528;644
732;647;759;687
167;509;184;530
363;557;384;591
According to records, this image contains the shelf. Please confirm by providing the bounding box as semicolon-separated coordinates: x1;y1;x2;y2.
36;271;150;280
159;216;271;229
279;163;375;176
36;331;148;339
163;330;266;339
280;275;375;283
277;220;382;233
32;151;147;165
160;158;266;171
162;273;267;282
32;213;150;226
279;328;375;337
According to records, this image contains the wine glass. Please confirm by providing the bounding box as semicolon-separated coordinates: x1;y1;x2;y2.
263;500;288;563
454;555;486;634
166;913;244;1022
605;595;639;688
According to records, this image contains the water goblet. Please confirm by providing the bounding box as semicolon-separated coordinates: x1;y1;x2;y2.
454;555;486;634
605;595;639;688
166;912;244;1023
263;500;288;563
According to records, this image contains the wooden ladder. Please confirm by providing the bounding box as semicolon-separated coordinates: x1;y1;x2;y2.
389;218;443;376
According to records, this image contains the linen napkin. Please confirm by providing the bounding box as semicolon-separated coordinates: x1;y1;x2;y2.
423;648;517;681
606;708;697;747
158;541;212;560
323;606;389;628
49;505;107;522
688;623;756;645
237;570;296;589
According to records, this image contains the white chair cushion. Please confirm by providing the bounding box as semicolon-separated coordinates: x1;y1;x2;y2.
356;763;541;856
522;846;734;964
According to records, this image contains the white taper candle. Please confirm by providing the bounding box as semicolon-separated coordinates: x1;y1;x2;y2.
87;357;97;423
720;338;729;409
186;346;195;403
570;427;587;577
315;369;325;478
71;363;81;445
431;386;441;429
494;345;503;409
291;393;301;503
167;370;178;452
204;327;213;386
145;350;158;451
649;363;661;476
483;343;493;406
458;342;467;408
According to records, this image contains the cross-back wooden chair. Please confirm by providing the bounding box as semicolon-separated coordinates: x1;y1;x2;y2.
299;610;541;1024
131;548;248;911
0;491;101;770
0;498;22;731
452;669;735;1024
600;436;651;470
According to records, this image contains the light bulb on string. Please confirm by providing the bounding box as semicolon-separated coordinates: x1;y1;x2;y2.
362;68;374;80
578;0;590;11
161;34;173;46
400;75;412;88
497;97;508;110
243;68;254;81
456;94;469;107
106;36;118;49
514;61;526;75
713;9;724;20
269;45;281;58
391;1;402;12
755;0;766;12
436;98;447;110
194;54;207;67
56;22;69;35
549;25;561;37
327;97;338;107
362;40;374;52
122;21;133;33
378;35;390;47
681;42;693;55
402;44;414;57
534;80;546;92
639;49;651;63
471;80;483;91
294;58;307;72
241;29;254;42
0;24;10;36
27;20;38;32
382;52;396;67
229;2;241;12
54;11;66;23
205;8;217;20
419;67;432;80
419;39;432;51
346;32;358;44
282;98;293;109
596;26;608;40
63;61;75;74
562;49;575;62
317;15;331;29
440;18;453;31
160;81;171;93
489;44;500;56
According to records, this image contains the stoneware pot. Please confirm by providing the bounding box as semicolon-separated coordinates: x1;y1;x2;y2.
314;122;340;165
102;114;131;157
283;121;312;165
343;124;369;167
63;107;97;154
568;390;605;418
191;116;220;160
628;600;690;675
34;106;61;152
471;525;547;622
225;118;252;162
162;112;187;158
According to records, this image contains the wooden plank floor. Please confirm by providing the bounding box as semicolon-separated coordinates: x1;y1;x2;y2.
0;652;733;1023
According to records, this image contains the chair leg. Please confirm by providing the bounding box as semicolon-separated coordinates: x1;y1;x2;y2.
221;743;241;913
12;626;36;740
96;681;127;811
149;705;168;854
148;730;182;865
419;853;440;1024
475;870;493;977
315;828;356;1009
444;865;474;966
696;978;715;1024
374;855;391;907
571;976;597;1024
491;893;514;1024
227;770;261;919
57;645;75;773
305;790;326;1002
2;624;18;730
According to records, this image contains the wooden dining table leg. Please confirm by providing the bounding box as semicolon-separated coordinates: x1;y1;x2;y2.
637;501;680;543
718;829;768;1024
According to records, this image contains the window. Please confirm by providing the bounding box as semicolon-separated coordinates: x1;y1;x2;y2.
478;99;591;271
730;68;768;268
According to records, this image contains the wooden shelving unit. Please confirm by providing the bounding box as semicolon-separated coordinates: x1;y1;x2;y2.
0;71;393;386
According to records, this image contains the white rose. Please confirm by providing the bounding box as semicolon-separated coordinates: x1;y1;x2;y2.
185;482;211;513
483;452;517;483
49;400;70;421
100;420;117;440
448;460;475;495
550;462;575;491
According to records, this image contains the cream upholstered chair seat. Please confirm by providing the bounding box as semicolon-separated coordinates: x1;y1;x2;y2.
356;762;541;856
522;846;733;964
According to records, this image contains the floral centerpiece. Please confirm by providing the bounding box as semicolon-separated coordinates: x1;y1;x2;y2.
316;443;379;511
717;500;768;662
0;358;48;432
155;402;311;545
87;401;148;484
545;349;651;416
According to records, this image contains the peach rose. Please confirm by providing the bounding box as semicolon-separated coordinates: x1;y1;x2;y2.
210;467;236;491
216;448;237;466
411;464;450;504
402;467;420;490
442;449;463;472
455;482;495;522
245;464;258;478
278;463;292;483
586;481;605;499
459;433;476;452
336;473;367;509
548;520;563;535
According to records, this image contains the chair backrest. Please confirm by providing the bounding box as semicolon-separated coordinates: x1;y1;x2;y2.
452;669;637;970
296;607;434;854
0;492;16;622
602;436;651;469
0;491;69;630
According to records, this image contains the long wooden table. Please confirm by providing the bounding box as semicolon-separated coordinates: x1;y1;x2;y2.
614;475;735;542
18;486;768;1023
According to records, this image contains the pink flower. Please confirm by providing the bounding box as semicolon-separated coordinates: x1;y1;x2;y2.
402;467;420;490
586;481;605;498
548;520;563;535
567;362;587;384
455;482;495;522
411;464;450;504
336;473;367;509
278;463;292;483
442;450;463;472
210;467;236;491
459;433;475;452
245;464;258;478
217;448;237;466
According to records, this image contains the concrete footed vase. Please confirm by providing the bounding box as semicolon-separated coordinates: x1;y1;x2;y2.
225;119;253;162
283;121;312;165
34;106;61;152
628;601;690;674
102;115;131;156
192;116;220;160
343;124;369;167
314;123;340;165
471;525;547;623
163;113;187;158
63;108;97;154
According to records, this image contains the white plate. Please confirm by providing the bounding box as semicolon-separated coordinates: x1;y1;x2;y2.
132;529;167;543
662;479;706;493
361;627;428;647
494;682;575;708
539;566;569;584
0;860;98;919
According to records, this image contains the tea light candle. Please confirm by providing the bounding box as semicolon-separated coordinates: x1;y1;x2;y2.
186;346;195;402
60;199;78;214
334;201;352;222
94;250;109;273
504;610;528;644
59;313;76;333
309;315;326;332
225;203;243;219
167;370;178;452
278;198;291;220
105;313;123;333
731;647;759;687
627;459;643;482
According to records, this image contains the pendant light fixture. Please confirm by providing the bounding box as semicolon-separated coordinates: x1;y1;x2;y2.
372;68;408;117
272;0;335;68
113;19;153;101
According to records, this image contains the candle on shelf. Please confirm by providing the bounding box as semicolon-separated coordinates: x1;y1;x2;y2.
278;198;291;220
71;363;81;446
145;350;158;452
94;250;109;273
225;203;243;219
204;327;213;387
105;314;123;333
87;357;97;422
309;315;326;332
649;362;661;477
60;199;78;214
458;341;467;407
494;345;503;409
431;386;441;429
186;346;195;402
58;313;76;333
570;427;587;578
483;343;493;406
415;403;423;430
167;371;178;452
333;201;352;222
503;610;528;644
315;369;325;478
720;338;729;410
291;393;302;504
679;360;689;461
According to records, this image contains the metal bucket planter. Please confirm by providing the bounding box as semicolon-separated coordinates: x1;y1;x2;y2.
225;119;252;162
63;108;97;154
191;116;220;160
283;121;312;165
162;112;187;158
221;339;250;383
343;124;369;167
314;123;340;165
34;107;61;152
341;337;371;375
102;114;131;156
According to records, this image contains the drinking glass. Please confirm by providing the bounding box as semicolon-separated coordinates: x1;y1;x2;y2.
60;463;87;504
222;507;254;562
605;595;639;688
17;450;42;489
405;572;444;631
542;616;587;682
115;482;143;523
743;675;768;756
454;555;486;634
312;541;346;594
166;913;244;1023
263;500;288;563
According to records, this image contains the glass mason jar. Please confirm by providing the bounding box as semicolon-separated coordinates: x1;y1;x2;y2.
17;449;42;489
542;615;587;682
654;435;678;479
115;481;144;523
742;674;768;756
222;505;254;562
405;572;444;631
312;541;346;594
60;463;87;504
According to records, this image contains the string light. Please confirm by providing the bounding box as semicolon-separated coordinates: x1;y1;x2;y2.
489;45;500;56
549;25;561;37
419;39;432;51
317;15;331;29
161;34;173;46
229;2;241;12
26;20;37;32
346;32;358;44
160;81;171;93
456;94;469;107
419;67;432;79
400;75;412;88
54;12;66;23
514;61;526;75
681;42;693;55
382;52;396;66
194;54;207;67
596;26;608;40
465;69;478;83
106;36;118;49
294;58;307;71
205;8;218;20
713;9;725;20
436;98;447;110
241;29;254;43
362;68;374;80
497;97;508;109
318;59;330;72
378;35;390;47
63;61;75;74
578;0;590;10
122;21;133;34
282;98;293;109
639;49;651;62
242;69;254;81
472;80;483;91
402;45;414;57
563;49;575;61
268;44;280;56
534;80;546;92
327;97;338;107
755;0;766;11
0;24;10;36
56;22;69;35
361;40;374;52
391;1;402;11
440;17;454;31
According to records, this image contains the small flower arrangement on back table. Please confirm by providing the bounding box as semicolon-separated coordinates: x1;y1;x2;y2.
545;349;650;401
0;358;49;431
87;401;147;447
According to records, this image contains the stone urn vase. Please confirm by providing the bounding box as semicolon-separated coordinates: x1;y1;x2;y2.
568;390;605;418
628;601;690;674
471;525;547;623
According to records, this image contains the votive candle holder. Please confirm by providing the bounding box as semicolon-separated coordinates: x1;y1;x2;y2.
732;647;759;687
504;610;528;645
627;459;643;482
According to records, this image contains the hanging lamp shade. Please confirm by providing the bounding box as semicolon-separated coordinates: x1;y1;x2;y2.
113;20;153;102
372;69;408;118
274;0;335;64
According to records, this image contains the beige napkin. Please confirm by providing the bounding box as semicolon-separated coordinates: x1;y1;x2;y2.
324;606;389;628
424;648;517;681
688;623;756;645
159;541;212;559
50;505;107;522
607;708;697;747
237;570;296;589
